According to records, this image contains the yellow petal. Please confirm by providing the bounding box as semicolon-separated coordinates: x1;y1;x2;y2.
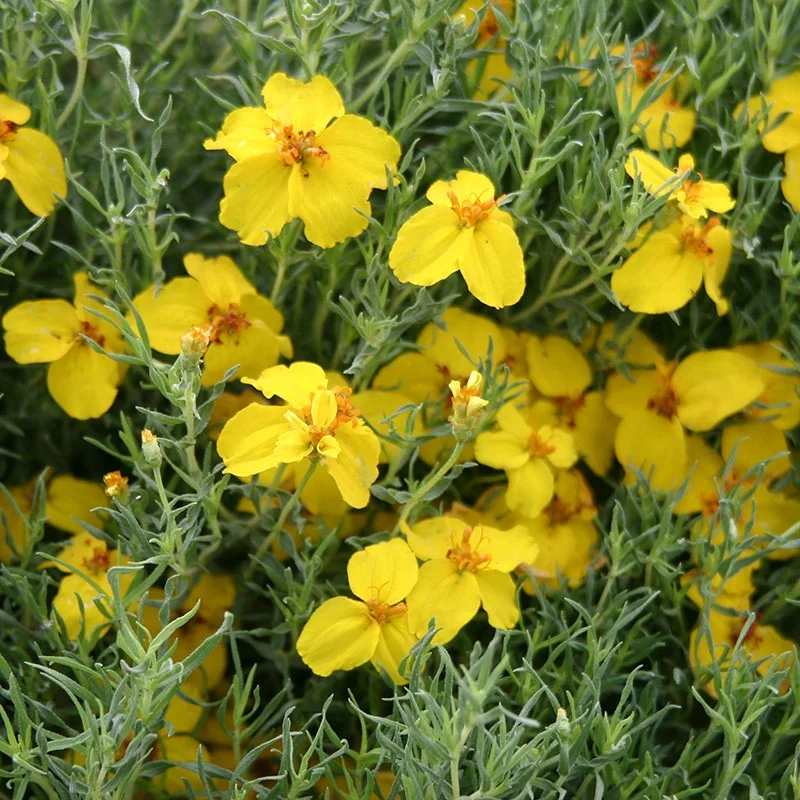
636;95;696;150
405;516;469;561
133;278;209;355
540;426;578;469
292;460;349;517
3;127;66;216
241;288;285;336
702;224;732;316
324;423;380;508
475;570;519;629
506;458;555;517
216;404;292;476
478;523;538;572
46;476;108;536
261;73;344;133
287;152;371;248
3;299;78;363
525;335;592;397
615;408;686;491
0;94;32;124
219;153;293;246
624;149;679;197
317;114;400;190
782;146;800;212
418;307;507;381
459;219;525;308
203;106;274;162
372;614;417;684
245;361;327;408
405;559;480;644
297;596;379;676
183;253;254;308
612;232;703;314
273;429;313;462
53;572;114;641
347;538;418;605
372;352;445;403
571;391;618;476
0;483;34;562
673;435;724;515
47;343;120;420
184;574;236;627
721;421;790;480
311;389;338;429
389;205;466;286
474;430;529;470
426;170;496;206
675;350;765;431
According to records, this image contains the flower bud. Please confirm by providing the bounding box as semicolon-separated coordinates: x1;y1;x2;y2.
180;325;212;363
141;428;162;468
449;370;489;428
103;470;129;499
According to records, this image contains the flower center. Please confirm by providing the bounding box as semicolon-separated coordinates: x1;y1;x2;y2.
82;546;110;574
546;497;575;525
366;598;408;625
529;431;556;457
77;320;105;347
446;525;491;572
631;43;659;83
447;191;502;227
301;386;361;445
729;617;763;649
646;360;679;419
552;393;586;428
206;303;251;343
268;121;329;168
680;218;720;260
0;119;18;141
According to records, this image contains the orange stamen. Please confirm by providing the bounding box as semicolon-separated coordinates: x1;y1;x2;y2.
0;119;18;140
529;432;556;457
552;393;587;428
366;598;407;625
267;122;329;169
206;303;251;344
78;320;106;348
646;360;679;419
448;190;504;227
446;525;492;572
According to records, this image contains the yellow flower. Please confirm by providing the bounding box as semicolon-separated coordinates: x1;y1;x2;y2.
615;44;695;149
475;400;578;518
676;427;799;560
404;516;536;644
448;370;489;426
217;362;381;508
735;72;800;211
682;565;755;613
152;735;211;794
389;170;525;308
625;150;735;220
205;73;401;248
733;341;800;430
690;609;795;699
372;307;510;465
453;0;515;100
3;272;126;419
612;217;732;315
51;540;133;642
480;471;599;589
208;388;267;440
524;335;618;475
296;538;419;683
133;253;292;386
0;478;38;562
0;93;66;216
605;350;765;491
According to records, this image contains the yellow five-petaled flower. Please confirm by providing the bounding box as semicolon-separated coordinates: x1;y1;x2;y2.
205;73;401;248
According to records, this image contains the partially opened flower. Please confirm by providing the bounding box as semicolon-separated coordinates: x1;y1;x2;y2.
134;253;291;386
404;516;536;644
296;538;419;683
3;273;126;419
453;0;515;100
615;44;695;149
475;400;578;517
0;93;66;216
612;217;732;315
605;350;765;491
524;335;618;475
625;150;735;220
216;362;381;508
389;170;525;308
205;73;401;247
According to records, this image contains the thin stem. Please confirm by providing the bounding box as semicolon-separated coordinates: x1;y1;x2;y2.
156;0;200;56
56;21;88;130
244;462;318;581
394;442;465;533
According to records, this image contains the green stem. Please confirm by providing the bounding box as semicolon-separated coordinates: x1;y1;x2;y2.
56;21;88;130
244;462;317;581
350;40;415;111
394;442;465;533
156;0;201;55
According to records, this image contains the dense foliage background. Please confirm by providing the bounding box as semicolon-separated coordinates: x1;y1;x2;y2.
1;0;799;798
